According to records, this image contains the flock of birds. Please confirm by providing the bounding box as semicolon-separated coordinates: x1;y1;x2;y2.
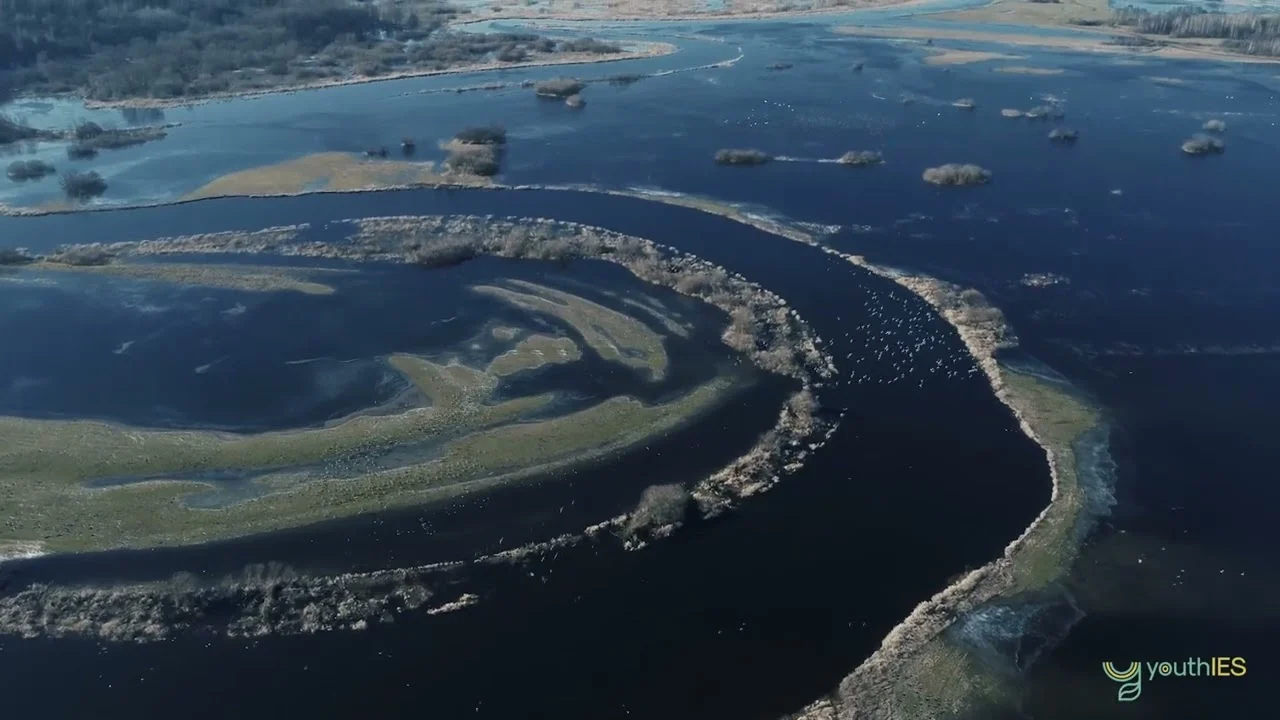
835;286;982;388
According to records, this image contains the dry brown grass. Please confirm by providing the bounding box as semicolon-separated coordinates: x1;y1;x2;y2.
185;152;486;200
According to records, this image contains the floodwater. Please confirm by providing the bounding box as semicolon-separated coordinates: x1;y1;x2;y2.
1;1;1278;717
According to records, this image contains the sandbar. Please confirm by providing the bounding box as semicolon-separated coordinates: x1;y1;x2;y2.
474;280;669;381
922;49;1021;66
26;260;342;295
184;152;487;201
487;334;583;376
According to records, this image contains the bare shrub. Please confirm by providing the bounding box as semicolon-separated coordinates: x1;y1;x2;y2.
59;170;108;200
1181;133;1224;154
405;236;478;268
67;144;98;160
564;93;585;109
624;484;692;537
0;247;36;265
1202;118;1226;132
453;125;507;145
922;163;991;186
714;148;772;166
49;245;114;266
1024;104;1064;120
534;77;585;97
558;37;621;54
444;143;501;176
838;150;883;167
6;159;55;181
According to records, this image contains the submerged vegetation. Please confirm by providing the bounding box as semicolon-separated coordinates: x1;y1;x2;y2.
922;164;991;186
714;148;772;166
1048;128;1079;143
5;159;55;181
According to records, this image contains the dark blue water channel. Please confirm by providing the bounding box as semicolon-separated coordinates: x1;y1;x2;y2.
0;187;1049;719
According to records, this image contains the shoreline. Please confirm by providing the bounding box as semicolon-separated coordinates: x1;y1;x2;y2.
75;42;677;110
454;0;928;26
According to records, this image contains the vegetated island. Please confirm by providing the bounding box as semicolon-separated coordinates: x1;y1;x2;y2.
0;0;672;108
3;226;345;294
1;116;169;155
922;163;991;186
1182;133;1224;154
0;212;837;641
1048;127;1079;143
523;185;1109;720
838;150;884;167
715;148;773;166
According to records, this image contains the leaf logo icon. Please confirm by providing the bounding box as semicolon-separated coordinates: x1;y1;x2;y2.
1102;662;1143;702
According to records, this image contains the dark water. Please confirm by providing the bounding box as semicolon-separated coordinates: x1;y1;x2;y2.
2;15;1278;719
0;188;1049;719
0;254;732;432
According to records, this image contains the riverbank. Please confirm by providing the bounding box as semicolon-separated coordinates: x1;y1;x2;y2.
80;42;677;110
837;0;1280;65
457;0;921;24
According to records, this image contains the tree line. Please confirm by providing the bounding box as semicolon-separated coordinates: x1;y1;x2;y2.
1112;8;1280;56
0;0;618;101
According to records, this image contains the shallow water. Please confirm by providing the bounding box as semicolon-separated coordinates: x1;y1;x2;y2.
1;3;1278;718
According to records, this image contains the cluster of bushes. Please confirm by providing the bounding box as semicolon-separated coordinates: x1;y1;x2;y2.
533;77;586;98
714;148;772;166
558;38;622;54
6;159;55;181
1181;134;1224;155
0;114;49;145
60;170;108;200
444;142;500;177
405;236;478;268
1048;128;1079;143
838;150;883;167
623;484;692;539
922;163;991;186
454;125;507;145
48;244;114;265
0;247;36;265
